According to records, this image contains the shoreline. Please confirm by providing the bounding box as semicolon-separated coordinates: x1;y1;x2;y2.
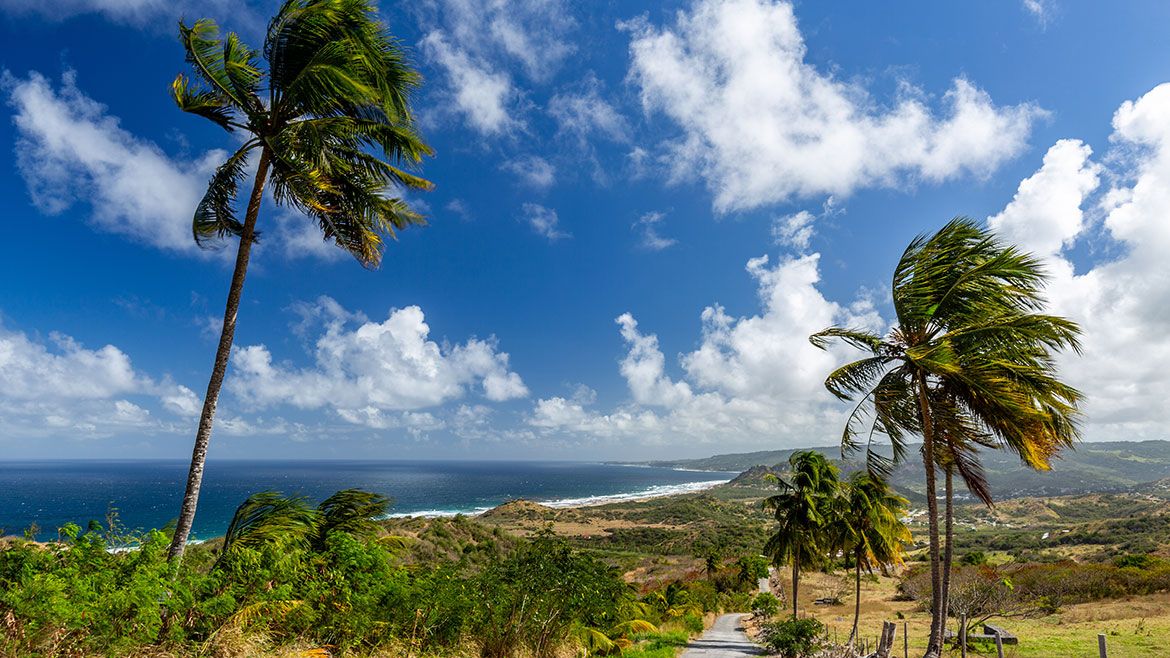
383;476;734;519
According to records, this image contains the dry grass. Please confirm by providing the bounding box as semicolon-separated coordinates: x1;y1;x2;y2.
768;568;1170;658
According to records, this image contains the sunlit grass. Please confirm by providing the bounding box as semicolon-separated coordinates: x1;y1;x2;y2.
782;568;1170;658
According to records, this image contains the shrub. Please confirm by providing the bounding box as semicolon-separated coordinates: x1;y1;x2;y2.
751;592;781;618
467;534;630;658
961;551;988;566
759;617;827;658
1113;554;1158;569
679;613;705;634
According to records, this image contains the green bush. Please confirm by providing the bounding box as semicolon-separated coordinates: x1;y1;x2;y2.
679;612;705;634
467;533;631;658
751;592;780;618
961;551;988;566
1;490;742;657
759;617;827;658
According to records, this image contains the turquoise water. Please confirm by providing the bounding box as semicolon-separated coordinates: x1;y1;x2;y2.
0;460;733;541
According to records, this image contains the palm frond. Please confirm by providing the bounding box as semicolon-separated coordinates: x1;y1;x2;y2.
171;74;236;132
220;491;318;556
267;0;421;122
176;0;432;259
824;356;893;401
810;327;885;353
225;599;304;629
178;19;262;116
315;488;390;547
192;142;257;247
576;626;617;655
378;535;412;551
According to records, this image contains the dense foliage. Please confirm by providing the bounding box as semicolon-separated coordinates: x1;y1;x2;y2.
0;491;754;657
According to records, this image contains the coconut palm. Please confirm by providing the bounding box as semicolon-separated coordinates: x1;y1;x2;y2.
217;491;318;567
833;472;910;647
216;488;391;568
763;450;840;620
313;488;390;550
929;392;996;638
166;0;432;562
810;217;1082;656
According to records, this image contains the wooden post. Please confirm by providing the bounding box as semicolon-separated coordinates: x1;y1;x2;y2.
995;631;1005;658
1099;633;1108;658
903;620;909;658
959;613;967;658
874;621;896;658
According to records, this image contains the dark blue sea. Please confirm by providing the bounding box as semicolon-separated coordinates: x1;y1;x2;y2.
0;460;733;542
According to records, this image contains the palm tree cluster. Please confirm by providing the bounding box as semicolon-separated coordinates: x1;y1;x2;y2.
168;0;433;563
763;451;910;647
810;218;1082;657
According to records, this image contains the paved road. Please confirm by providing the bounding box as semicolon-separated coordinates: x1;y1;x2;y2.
680;613;766;657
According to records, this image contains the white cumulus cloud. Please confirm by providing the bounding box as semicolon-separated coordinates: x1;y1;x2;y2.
623;0;1042;212
502;155;557;189
549;73;631;145
530;252;881;447
230;298;528;428
420;32;518;135
633;211;676;251
0;0;261;29
0;321;198;438
5;70;369;262
988;83;1170;441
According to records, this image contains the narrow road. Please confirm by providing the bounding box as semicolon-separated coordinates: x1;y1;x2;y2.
680;613;766;657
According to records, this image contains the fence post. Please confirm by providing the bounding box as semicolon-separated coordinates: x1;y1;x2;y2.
875;621;896;658
995;631;1005;658
1099;633;1108;658
959;613;967;658
903;620;908;658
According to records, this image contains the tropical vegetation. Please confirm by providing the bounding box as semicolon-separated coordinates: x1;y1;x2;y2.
832;472;911;647
810;217;1083;656
763;450;842;620
167;0;433;562
0;490;758;657
762;450;911;633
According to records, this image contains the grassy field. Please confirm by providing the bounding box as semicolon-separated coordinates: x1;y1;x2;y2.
779;569;1169;657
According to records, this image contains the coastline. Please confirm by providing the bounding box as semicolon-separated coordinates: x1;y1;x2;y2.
384;474;735;519
1;460;737;542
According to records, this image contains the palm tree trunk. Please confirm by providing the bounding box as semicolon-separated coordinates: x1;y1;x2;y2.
792;553;800;620
916;373;943;658
168;148;272;564
849;548;862;646
941;468;955;641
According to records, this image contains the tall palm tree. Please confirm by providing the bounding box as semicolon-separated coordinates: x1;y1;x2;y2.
810;218;1082;656
833;472;910;647
167;0;433;563
929;396;995;641
763;450;840;620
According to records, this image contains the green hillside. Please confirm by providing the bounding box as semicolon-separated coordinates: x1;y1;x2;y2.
636;440;1170;501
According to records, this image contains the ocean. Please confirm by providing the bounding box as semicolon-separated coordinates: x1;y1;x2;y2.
0;460;734;542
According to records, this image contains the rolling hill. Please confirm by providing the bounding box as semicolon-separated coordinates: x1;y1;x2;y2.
631;440;1170;502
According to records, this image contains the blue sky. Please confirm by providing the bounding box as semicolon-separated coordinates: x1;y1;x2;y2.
2;0;1170;460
